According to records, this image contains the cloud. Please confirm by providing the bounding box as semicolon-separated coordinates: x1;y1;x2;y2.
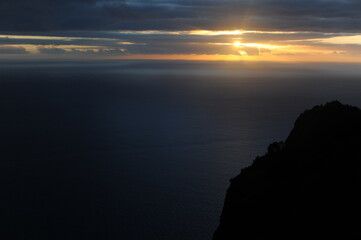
1;0;361;32
38;46;127;55
2;29;361;58
0;46;28;54
239;46;260;56
38;47;67;54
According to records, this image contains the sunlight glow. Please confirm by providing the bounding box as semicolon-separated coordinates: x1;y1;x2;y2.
188;30;249;35
211;42;287;51
115;30;252;36
233;41;242;47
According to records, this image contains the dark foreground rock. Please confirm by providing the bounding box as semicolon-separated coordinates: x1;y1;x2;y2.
214;101;361;239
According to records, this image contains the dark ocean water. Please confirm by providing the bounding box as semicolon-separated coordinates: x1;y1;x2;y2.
1;60;361;239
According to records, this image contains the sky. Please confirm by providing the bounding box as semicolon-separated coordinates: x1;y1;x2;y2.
1;0;361;62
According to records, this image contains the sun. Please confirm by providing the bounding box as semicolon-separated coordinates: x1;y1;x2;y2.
233;41;242;47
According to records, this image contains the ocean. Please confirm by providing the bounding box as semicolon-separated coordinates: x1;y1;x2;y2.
1;60;361;239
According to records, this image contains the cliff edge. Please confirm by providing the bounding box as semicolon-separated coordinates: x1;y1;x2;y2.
213;101;361;239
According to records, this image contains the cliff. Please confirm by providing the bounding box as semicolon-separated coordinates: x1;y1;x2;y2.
213;101;361;239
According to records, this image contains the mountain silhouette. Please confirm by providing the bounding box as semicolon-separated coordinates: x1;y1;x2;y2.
213;101;361;239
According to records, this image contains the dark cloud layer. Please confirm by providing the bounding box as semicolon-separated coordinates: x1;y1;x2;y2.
1;0;361;32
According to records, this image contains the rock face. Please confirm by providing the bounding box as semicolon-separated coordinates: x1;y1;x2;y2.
213;101;361;240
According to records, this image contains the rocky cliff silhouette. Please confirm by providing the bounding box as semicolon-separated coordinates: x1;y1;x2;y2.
214;101;361;239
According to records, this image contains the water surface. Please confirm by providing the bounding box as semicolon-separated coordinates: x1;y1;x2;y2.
1;60;361;239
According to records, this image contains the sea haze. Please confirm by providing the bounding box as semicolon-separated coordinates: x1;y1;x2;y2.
1;60;361;240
